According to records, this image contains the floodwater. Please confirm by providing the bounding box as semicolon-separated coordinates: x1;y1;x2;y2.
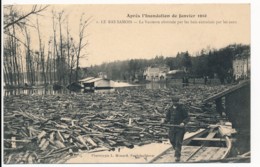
3;78;217;96
3;87;69;96
3;81;173;96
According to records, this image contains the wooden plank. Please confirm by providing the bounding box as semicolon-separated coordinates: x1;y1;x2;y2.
221;136;232;159
185;146;204;162
181;146;202;162
210;147;228;160
190;147;208;161
203;80;249;102
193;147;220;161
149;146;172;163
150;129;208;163
155;149;175;163
183;129;209;145
205;131;217;139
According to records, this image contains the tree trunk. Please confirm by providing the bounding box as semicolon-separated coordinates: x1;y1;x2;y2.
66;21;70;85
24;27;34;85
58;12;64;85
36;18;47;86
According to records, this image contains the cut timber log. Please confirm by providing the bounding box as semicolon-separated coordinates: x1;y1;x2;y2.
122;141;134;148
106;139;117;146
56;131;65;143
76;135;89;150
39;138;47;148
54;140;66;148
43;149;55;158
6;154;13;164
11;137;16;148
93;137;104;145
4;85;235;163
85;137;97;147
27;154;35;164
38;146;76;159
40;141;49;151
21;151;30;163
37;131;46;140
49;132;55;143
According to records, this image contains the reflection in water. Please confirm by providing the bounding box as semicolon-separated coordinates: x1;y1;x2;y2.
145;82;167;89
84;88;115;93
4;82;173;96
4;87;69;96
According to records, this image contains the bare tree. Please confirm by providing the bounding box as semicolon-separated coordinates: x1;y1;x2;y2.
3;37;14;86
4;5;48;30
24;27;35;85
58;11;65;85
36;17;47;85
75;14;91;81
3;22;21;86
52;10;59;84
69;40;77;85
3;6;92;88
66;19;71;84
3;5;49;87
47;39;53;84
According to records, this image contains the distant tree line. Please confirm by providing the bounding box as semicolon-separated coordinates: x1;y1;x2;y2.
3;5;91;88
87;44;250;84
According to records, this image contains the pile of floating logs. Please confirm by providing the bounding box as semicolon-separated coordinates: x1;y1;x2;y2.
3;85;231;163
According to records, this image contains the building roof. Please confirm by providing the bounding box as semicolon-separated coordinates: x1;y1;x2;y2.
167;70;184;74
83;77;110;83
145;66;169;73
79;77;95;82
147;67;160;73
203;80;250;103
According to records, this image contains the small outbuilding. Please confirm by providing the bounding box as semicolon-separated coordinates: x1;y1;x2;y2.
204;80;250;155
82;78;113;91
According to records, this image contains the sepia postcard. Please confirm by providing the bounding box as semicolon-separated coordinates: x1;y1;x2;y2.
2;1;255;166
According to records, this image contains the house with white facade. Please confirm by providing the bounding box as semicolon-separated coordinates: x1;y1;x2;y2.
232;50;250;80
143;66;170;81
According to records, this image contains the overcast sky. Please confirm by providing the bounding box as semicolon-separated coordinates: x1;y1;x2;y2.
5;4;250;67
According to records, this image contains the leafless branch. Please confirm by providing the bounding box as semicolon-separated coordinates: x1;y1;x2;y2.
4;5;49;29
4;31;30;50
